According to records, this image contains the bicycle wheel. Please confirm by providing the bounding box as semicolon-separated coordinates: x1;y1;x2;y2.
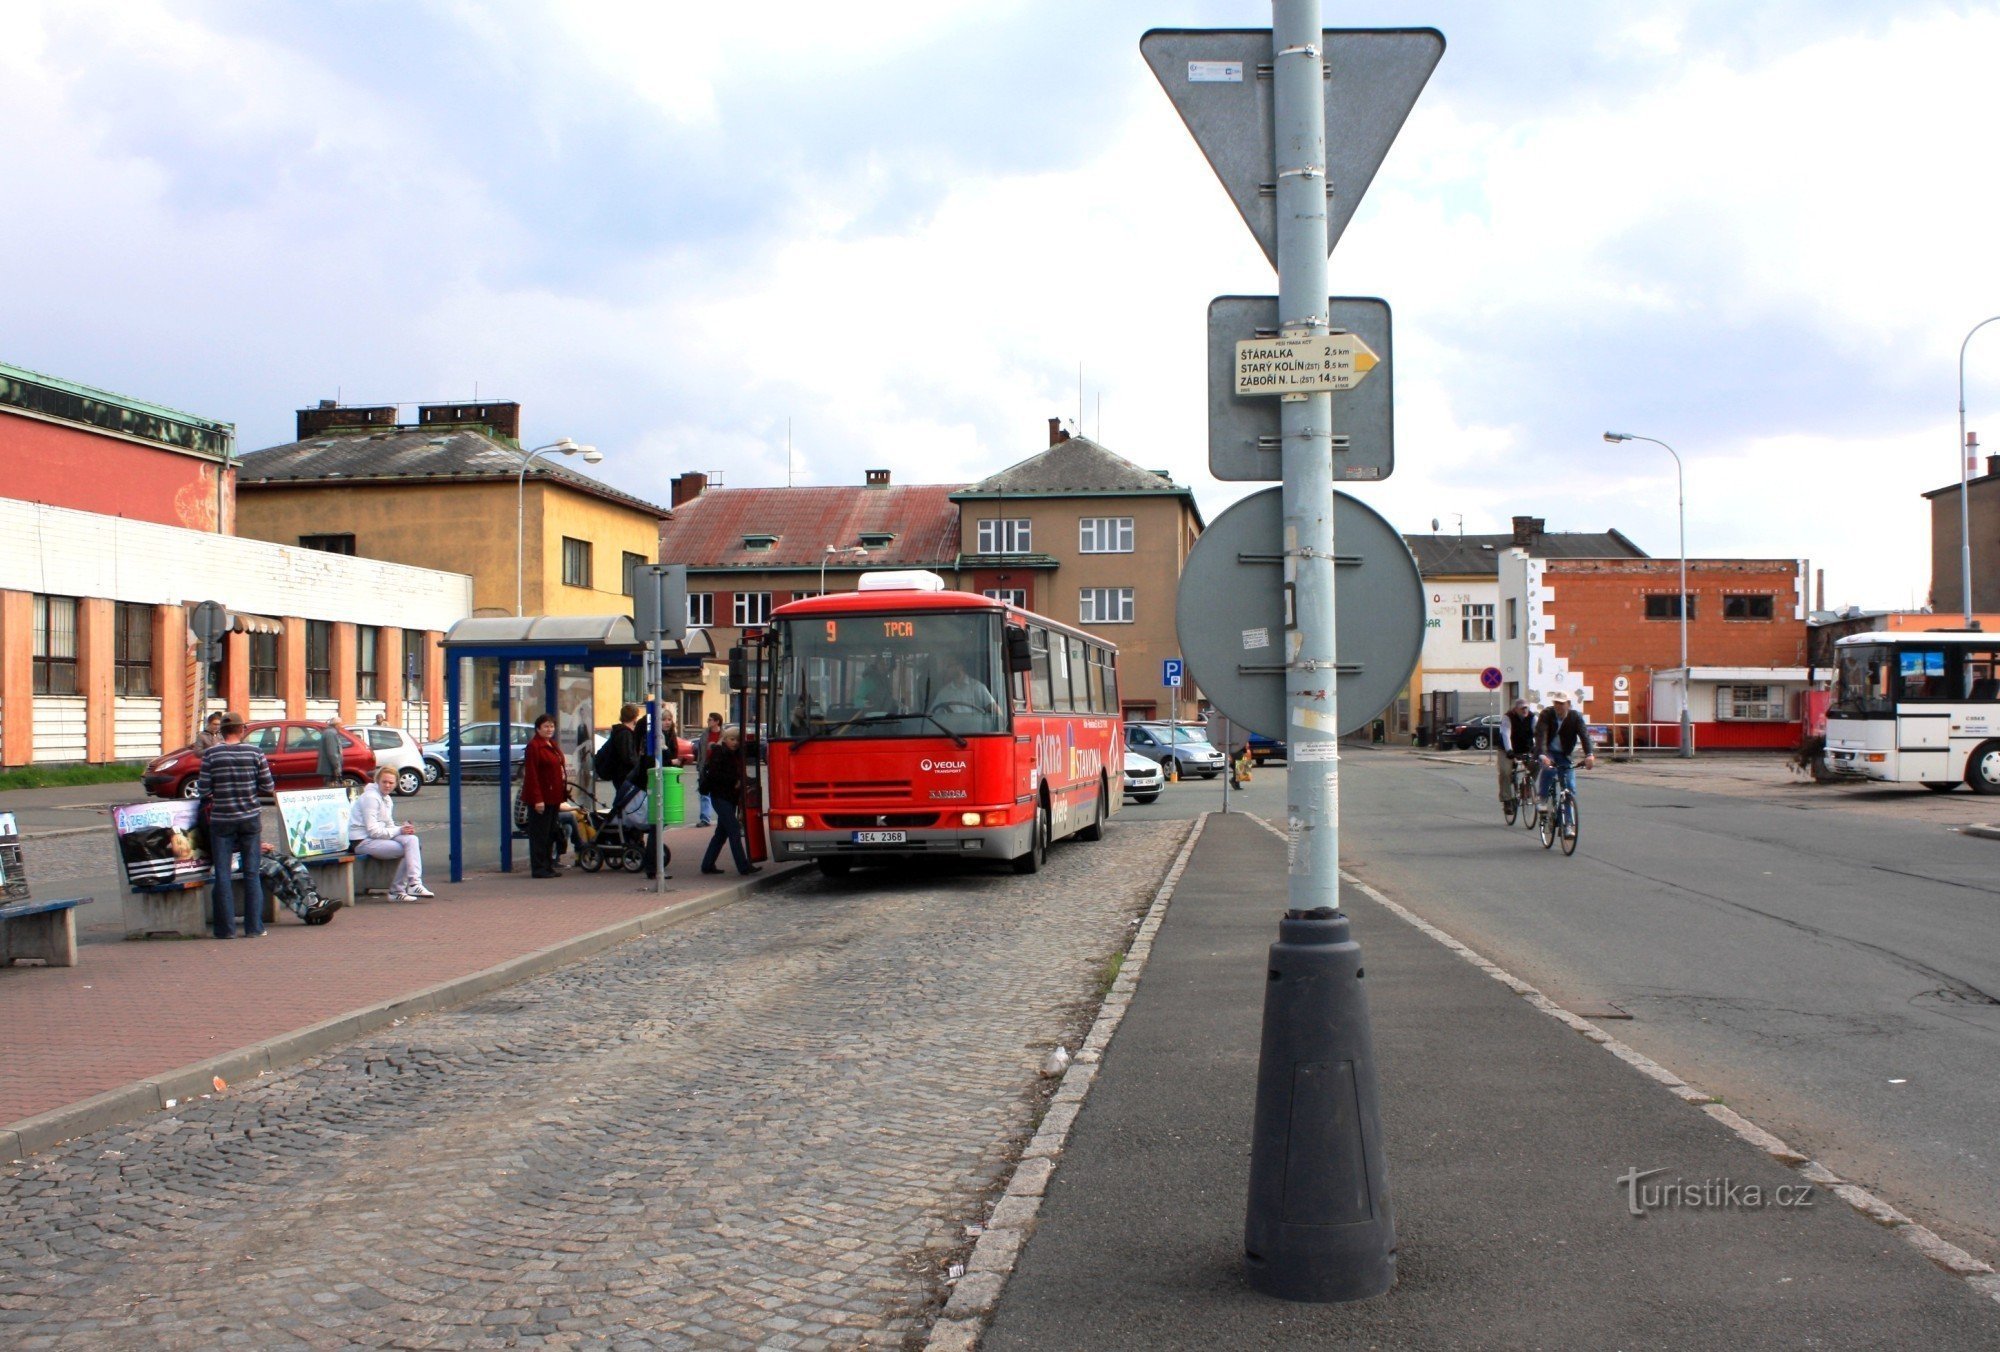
1503;793;1519;825
1521;771;1542;831
1560;792;1581;856
1538;798;1556;849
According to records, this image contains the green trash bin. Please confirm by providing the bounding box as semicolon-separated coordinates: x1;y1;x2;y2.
649;765;695;827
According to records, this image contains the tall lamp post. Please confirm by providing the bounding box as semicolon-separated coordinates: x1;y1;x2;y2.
516;438;603;615
820;544;868;593
1604;431;1694;758
1958;316;2000;626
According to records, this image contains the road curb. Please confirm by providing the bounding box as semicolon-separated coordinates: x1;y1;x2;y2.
2;864;805;1161
925;814;1206;1351
1959;823;2000;841
1257;813;2000;1308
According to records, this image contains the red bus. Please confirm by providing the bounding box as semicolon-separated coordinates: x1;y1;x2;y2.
760;570;1123;875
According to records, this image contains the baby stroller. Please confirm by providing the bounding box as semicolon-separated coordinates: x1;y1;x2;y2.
258;849;338;925
571;802;666;873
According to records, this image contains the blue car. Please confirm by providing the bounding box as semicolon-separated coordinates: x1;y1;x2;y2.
1247;732;1286;764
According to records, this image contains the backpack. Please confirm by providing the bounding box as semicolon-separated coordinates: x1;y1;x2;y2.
697;750;721;798
593;731;620;781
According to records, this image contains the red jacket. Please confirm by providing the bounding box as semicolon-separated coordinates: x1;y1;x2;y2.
523;733;568;808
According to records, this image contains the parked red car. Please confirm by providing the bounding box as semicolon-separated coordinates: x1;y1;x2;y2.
142;721;376;800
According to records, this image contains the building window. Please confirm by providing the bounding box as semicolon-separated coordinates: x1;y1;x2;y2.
687;593;714;629
1079;517;1135;553
983;588;1028;607
622;552;647;597
1461;603;1495;643
790;590;821;604
977;518;1032;554
111;602;154;696
1724;594;1775;620
250;632;280;699
403;629;427;704
32;595;79;696
1079;587;1135;625
356;625;379;700
622;663;644;705
562;537;593;589
299;534;355;555
1645;594;1694;620
305;620;333;700
1718;684;1785;721
734;592;771;627
1506;598;1518;640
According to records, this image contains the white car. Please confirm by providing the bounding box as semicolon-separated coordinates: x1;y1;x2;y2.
1123;750;1164;804
348;724;427;796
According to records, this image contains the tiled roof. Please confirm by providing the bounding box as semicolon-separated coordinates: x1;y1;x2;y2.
954;435;1189;499
658;484;965;570
236;427;670;517
1405;530;1648;577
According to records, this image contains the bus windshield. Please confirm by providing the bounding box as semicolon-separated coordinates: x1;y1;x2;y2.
773;611;1008;739
1832;644;1893;714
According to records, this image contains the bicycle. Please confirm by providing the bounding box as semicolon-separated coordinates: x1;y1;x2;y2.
1536;766;1581;855
1502;755;1538;829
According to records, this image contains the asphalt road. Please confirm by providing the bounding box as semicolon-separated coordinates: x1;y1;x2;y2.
1335;745;2000;1270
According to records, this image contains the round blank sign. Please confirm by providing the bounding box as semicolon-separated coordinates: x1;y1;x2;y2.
1174;487;1423;741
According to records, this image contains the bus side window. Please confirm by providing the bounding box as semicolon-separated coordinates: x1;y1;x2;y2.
1967;655;2000;701
1049;635;1073;713
1029;627;1053;711
1067;635;1090;712
1098;649;1118;714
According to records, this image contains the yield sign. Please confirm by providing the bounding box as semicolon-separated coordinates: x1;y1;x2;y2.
1140;28;1445;268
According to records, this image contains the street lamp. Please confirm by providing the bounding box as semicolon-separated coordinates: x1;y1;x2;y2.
516;438;604;615
1958;316;2000;626
820;544;868;593
1604;431;1694;758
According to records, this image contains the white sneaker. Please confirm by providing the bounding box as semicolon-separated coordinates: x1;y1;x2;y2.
408;883;436;898
385;889;411;902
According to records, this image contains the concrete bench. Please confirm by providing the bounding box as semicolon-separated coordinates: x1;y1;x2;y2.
121;874;275;939
0;896;91;968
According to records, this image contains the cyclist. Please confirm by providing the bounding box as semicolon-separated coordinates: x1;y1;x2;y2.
1495;696;1536;809
1535;690;1596;813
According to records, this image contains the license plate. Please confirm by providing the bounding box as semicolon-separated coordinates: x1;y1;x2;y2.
851;830;907;845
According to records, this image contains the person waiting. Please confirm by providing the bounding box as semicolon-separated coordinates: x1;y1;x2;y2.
348;765;434;900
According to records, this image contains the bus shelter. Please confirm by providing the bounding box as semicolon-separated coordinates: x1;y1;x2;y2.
437;615;711;882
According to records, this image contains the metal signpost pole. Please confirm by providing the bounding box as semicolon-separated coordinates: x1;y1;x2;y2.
653;630;666;894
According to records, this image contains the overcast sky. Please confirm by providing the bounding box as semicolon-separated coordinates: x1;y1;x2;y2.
6;1;1997;611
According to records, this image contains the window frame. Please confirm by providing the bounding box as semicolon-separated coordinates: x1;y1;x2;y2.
1723;594;1775;621
733;591;772;628
982;588;1027;608
687;592;715;629
561;536;593;590
402;629;427;704
1078;586;1135;625
305;620;333;700
355;625;379;701
113;601;154;697
1461;603;1495;644
1717;683;1786;721
32;594;79;696
298;533;356;555
977;518;1032;554
622;552;647;597
1645;594;1696;621
250;631;280;699
1078;517;1135;554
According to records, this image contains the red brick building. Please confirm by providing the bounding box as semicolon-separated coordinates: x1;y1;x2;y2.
1498;552;1808;750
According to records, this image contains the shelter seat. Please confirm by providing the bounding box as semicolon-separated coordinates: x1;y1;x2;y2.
0;896;91;968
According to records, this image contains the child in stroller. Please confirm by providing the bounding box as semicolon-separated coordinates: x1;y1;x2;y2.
257;844;338;925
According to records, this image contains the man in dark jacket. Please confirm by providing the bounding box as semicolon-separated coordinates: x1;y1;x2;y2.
600;702;643;815
1496;698;1536;806
1534;691;1596;809
316;721;344;787
198;714;277;938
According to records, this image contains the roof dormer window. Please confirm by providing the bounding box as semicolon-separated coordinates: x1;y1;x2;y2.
859;532;894;548
742;533;778;550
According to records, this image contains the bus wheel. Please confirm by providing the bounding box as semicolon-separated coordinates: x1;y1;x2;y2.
1078;780;1107;842
1968;742;2000;794
1013;801;1049;874
817;857;853;878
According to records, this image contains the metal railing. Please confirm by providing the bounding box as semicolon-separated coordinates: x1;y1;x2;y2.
1597;722;1697;756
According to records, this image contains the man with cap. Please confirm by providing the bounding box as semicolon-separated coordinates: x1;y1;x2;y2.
1495;696;1537;807
1534;691;1596;812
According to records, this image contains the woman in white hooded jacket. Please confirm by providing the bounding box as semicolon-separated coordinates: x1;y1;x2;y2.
347;765;433;900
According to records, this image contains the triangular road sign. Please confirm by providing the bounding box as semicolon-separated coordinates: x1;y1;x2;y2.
1141;28;1444;268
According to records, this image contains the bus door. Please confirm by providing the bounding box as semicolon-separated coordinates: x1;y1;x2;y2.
1895;647;1953;779
729;636;772;864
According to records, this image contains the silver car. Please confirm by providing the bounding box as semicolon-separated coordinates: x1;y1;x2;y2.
421;721;534;781
1124;722;1227;779
1123;750;1164;804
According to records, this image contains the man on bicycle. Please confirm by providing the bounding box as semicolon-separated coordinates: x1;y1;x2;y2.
1495;696;1536;808
1535;690;1596;811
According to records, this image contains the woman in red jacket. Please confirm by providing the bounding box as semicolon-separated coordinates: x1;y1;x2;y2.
523;713;569;879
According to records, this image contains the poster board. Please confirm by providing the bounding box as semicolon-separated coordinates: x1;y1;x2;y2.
112;801;214;888
0;811;28;903
278;788;351;859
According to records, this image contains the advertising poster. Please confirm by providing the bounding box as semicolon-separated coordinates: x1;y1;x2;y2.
112;801;213;887
0;811;28;903
560;666;595;791
278;788;351;859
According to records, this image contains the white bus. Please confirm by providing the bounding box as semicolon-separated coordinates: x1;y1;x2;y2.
1824;630;2000;792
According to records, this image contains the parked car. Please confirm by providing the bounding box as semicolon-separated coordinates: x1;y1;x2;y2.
1436;713;1506;751
143;721;375;800
420;721;533;782
349;724;426;796
1122;750;1164;804
1247;732;1287;764
592;728;698;769
1124;722;1226;779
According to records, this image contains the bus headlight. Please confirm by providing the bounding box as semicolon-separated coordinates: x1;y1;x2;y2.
961;811;982;827
783;814;806;829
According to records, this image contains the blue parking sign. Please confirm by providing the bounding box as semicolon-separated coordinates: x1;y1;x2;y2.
1163;658;1183;688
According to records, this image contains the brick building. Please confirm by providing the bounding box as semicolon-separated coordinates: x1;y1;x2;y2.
1497;551;1809;750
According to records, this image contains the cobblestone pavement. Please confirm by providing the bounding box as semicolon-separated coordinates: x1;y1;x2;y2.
0;818;1189;1350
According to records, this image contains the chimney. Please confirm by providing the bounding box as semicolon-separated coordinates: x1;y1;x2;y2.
295;401;398;440
417;401;522;442
865;468;891;487
1511;515;1545;548
1048;417;1070;447
670;471;708;507
1986;452;2000;479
